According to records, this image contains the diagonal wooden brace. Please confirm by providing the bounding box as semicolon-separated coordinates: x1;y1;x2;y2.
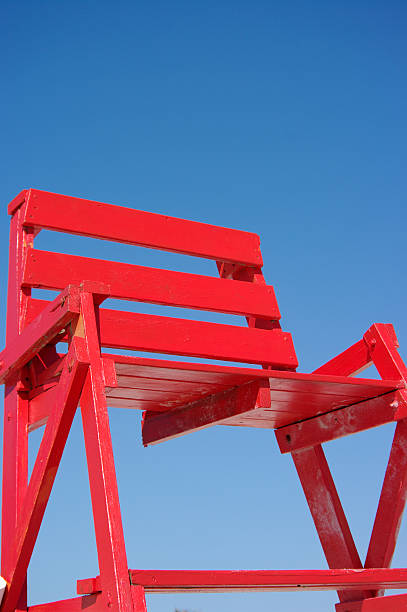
1;337;89;612
286;327;384;604
287;323;407;608
0;285;81;384
142;380;266;446
363;419;407;599
292;445;371;603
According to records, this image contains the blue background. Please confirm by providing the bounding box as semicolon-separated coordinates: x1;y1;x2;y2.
1;1;406;610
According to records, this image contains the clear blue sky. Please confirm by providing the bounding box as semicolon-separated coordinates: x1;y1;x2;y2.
1;1;407;610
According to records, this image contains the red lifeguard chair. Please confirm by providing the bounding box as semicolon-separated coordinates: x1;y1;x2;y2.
1;189;407;611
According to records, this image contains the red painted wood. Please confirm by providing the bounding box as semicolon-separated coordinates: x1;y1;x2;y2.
335;593;407;611
365;420;407;579
7;189;28;215
79;292;133;612
131;585;147;612
111;354;400;392
111;375;229;393
26;299;297;367
142;381;263;445
217;262;282;408
1;339;89;612
113;355;261;382
358;324;407;599
0;286;80;384
288;337;381;605
4;190;407;612
111;352;399;439
23;249;280;319
1;207;33;611
28;386;58;432
364;324;407;382
27;594;104;611
314;339;372;376
140;388;403;441
292;446;370;603
23;189;263;266
77;568;407;594
287;325;407;608
30;353;66;388
23;352;391;429
276;390;404;452
109;385;381;408
274;325;407;451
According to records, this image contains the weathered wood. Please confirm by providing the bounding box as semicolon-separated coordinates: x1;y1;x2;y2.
142;381;263;445
292;445;370;603
276;390;404;453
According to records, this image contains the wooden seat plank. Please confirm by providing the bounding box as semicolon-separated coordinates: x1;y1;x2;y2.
110;354;400;392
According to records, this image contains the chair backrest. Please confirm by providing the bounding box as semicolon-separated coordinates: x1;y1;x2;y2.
14;188;298;370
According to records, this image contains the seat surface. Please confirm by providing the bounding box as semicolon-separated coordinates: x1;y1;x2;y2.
105;354;403;429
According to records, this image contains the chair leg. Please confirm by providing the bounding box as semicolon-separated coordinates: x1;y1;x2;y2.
81;376;135;611
1;386;28;612
292;444;371;604
1;206;34;611
80;290;144;611
365;420;407;585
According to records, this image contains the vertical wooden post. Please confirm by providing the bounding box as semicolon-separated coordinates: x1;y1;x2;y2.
363;325;407;595
2;199;33;610
80;291;140;611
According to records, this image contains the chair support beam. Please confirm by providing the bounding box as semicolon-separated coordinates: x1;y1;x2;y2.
78;568;407;594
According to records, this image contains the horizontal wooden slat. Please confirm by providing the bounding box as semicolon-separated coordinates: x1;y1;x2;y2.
22;189;263;266
77;568;407;594
98;311;296;365
23;249;280;319
25;298;297;367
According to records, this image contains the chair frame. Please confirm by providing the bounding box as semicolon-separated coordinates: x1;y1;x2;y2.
1;189;407;612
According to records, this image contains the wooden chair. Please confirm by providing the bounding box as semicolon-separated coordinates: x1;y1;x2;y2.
1;189;407;612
